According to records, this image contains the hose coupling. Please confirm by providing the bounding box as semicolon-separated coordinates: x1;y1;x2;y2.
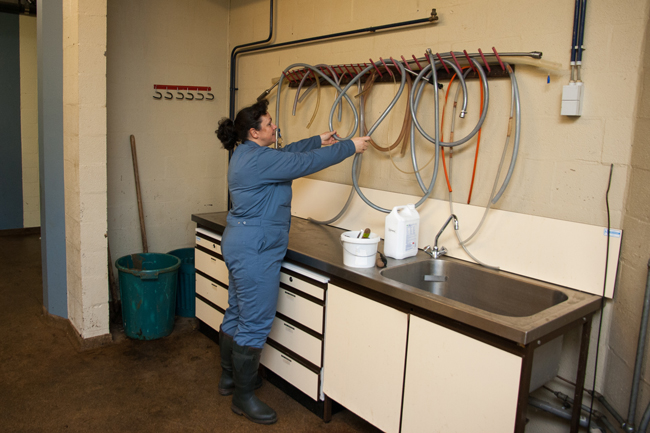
460;110;467;118
429;9;439;22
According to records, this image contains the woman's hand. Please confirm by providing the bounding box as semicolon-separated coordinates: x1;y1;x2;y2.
319;131;339;146
352;136;371;154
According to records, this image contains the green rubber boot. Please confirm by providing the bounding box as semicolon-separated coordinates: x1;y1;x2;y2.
231;343;277;424
218;327;263;396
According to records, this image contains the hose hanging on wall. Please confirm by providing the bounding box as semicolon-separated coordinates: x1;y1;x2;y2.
308;80;365;225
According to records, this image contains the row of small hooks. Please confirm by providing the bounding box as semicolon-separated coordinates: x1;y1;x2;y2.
282;47;517;86
153;85;214;101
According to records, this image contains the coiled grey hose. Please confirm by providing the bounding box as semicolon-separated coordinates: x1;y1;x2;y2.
443;64;521;269
308;81;364;225
410;56;489;148
459;62;519;245
292;64;343;122
491;63;521;203
349;58;441;213
275;63;359;145
410;60;469;193
328;60;406;139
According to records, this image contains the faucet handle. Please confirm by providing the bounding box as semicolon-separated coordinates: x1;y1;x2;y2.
423;245;434;257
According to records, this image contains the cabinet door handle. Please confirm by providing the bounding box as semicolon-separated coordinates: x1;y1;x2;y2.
283;323;295;331
280;354;292;363
284;291;296;297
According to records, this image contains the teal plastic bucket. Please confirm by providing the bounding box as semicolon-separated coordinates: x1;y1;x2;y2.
116;253;181;340
167;248;196;318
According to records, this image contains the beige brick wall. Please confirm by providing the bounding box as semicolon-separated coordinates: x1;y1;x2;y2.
604;12;650;426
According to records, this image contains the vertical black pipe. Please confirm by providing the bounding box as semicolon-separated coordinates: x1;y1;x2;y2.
576;0;587;63
229;0;274;120
570;0;581;64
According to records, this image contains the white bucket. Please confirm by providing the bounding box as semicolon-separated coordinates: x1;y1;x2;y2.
341;231;381;268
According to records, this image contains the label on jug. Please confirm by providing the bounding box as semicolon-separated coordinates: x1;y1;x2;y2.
405;223;418;252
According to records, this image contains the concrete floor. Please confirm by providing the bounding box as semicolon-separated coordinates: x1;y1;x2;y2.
0;233;381;432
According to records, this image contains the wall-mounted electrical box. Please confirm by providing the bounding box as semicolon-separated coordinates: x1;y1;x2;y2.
561;82;584;116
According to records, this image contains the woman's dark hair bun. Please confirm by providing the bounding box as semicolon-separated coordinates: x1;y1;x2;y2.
216;99;270;151
216;118;238;150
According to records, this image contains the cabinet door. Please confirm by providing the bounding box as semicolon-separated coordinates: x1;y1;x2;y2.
401;315;521;433
323;284;408;433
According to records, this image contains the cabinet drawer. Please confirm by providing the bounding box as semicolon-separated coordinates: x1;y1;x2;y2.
261;343;320;401
268;317;322;367
195;228;222;254
280;270;325;301
276;288;323;334
196;297;224;331
195;249;229;285
196;273;228;311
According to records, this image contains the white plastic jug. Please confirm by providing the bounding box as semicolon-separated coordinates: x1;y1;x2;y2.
384;204;420;259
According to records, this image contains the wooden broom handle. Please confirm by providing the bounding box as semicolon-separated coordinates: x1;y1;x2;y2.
130;135;148;253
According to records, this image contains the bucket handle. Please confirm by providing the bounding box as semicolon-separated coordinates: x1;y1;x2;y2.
139;271;160;280
340;240;379;258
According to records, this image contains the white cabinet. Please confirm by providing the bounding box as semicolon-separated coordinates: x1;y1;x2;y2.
262;266;328;403
194;230;227;329
323;284;409;433
401;315;522;433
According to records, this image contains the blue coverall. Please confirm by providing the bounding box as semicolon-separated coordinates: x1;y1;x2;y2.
221;136;355;348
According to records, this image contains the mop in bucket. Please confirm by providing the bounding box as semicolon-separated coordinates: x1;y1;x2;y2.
340;229;381;268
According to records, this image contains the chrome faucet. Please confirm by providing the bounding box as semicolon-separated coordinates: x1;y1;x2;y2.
423;214;459;259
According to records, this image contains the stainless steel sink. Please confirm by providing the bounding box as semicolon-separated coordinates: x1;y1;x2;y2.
380;259;568;317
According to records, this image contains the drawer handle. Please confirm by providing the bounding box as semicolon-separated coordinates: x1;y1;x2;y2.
289;276;293;282
211;283;218;288
280;354;292;363
283;323;295;331
284;291;296;298
211;257;217;262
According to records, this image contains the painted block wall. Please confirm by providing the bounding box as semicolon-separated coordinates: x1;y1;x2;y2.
106;0;230;269
603;15;650;426
63;0;109;339
227;0;650;430
20;15;40;229
0;12;24;230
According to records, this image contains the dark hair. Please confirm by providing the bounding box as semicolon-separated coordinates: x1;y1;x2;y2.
216;99;269;150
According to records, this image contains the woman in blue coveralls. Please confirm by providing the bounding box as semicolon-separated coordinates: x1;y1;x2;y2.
215;99;370;424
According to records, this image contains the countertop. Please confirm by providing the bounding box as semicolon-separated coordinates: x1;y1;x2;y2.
192;212;602;346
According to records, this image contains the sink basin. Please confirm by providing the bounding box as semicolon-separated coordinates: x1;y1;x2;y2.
380;259;568;317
